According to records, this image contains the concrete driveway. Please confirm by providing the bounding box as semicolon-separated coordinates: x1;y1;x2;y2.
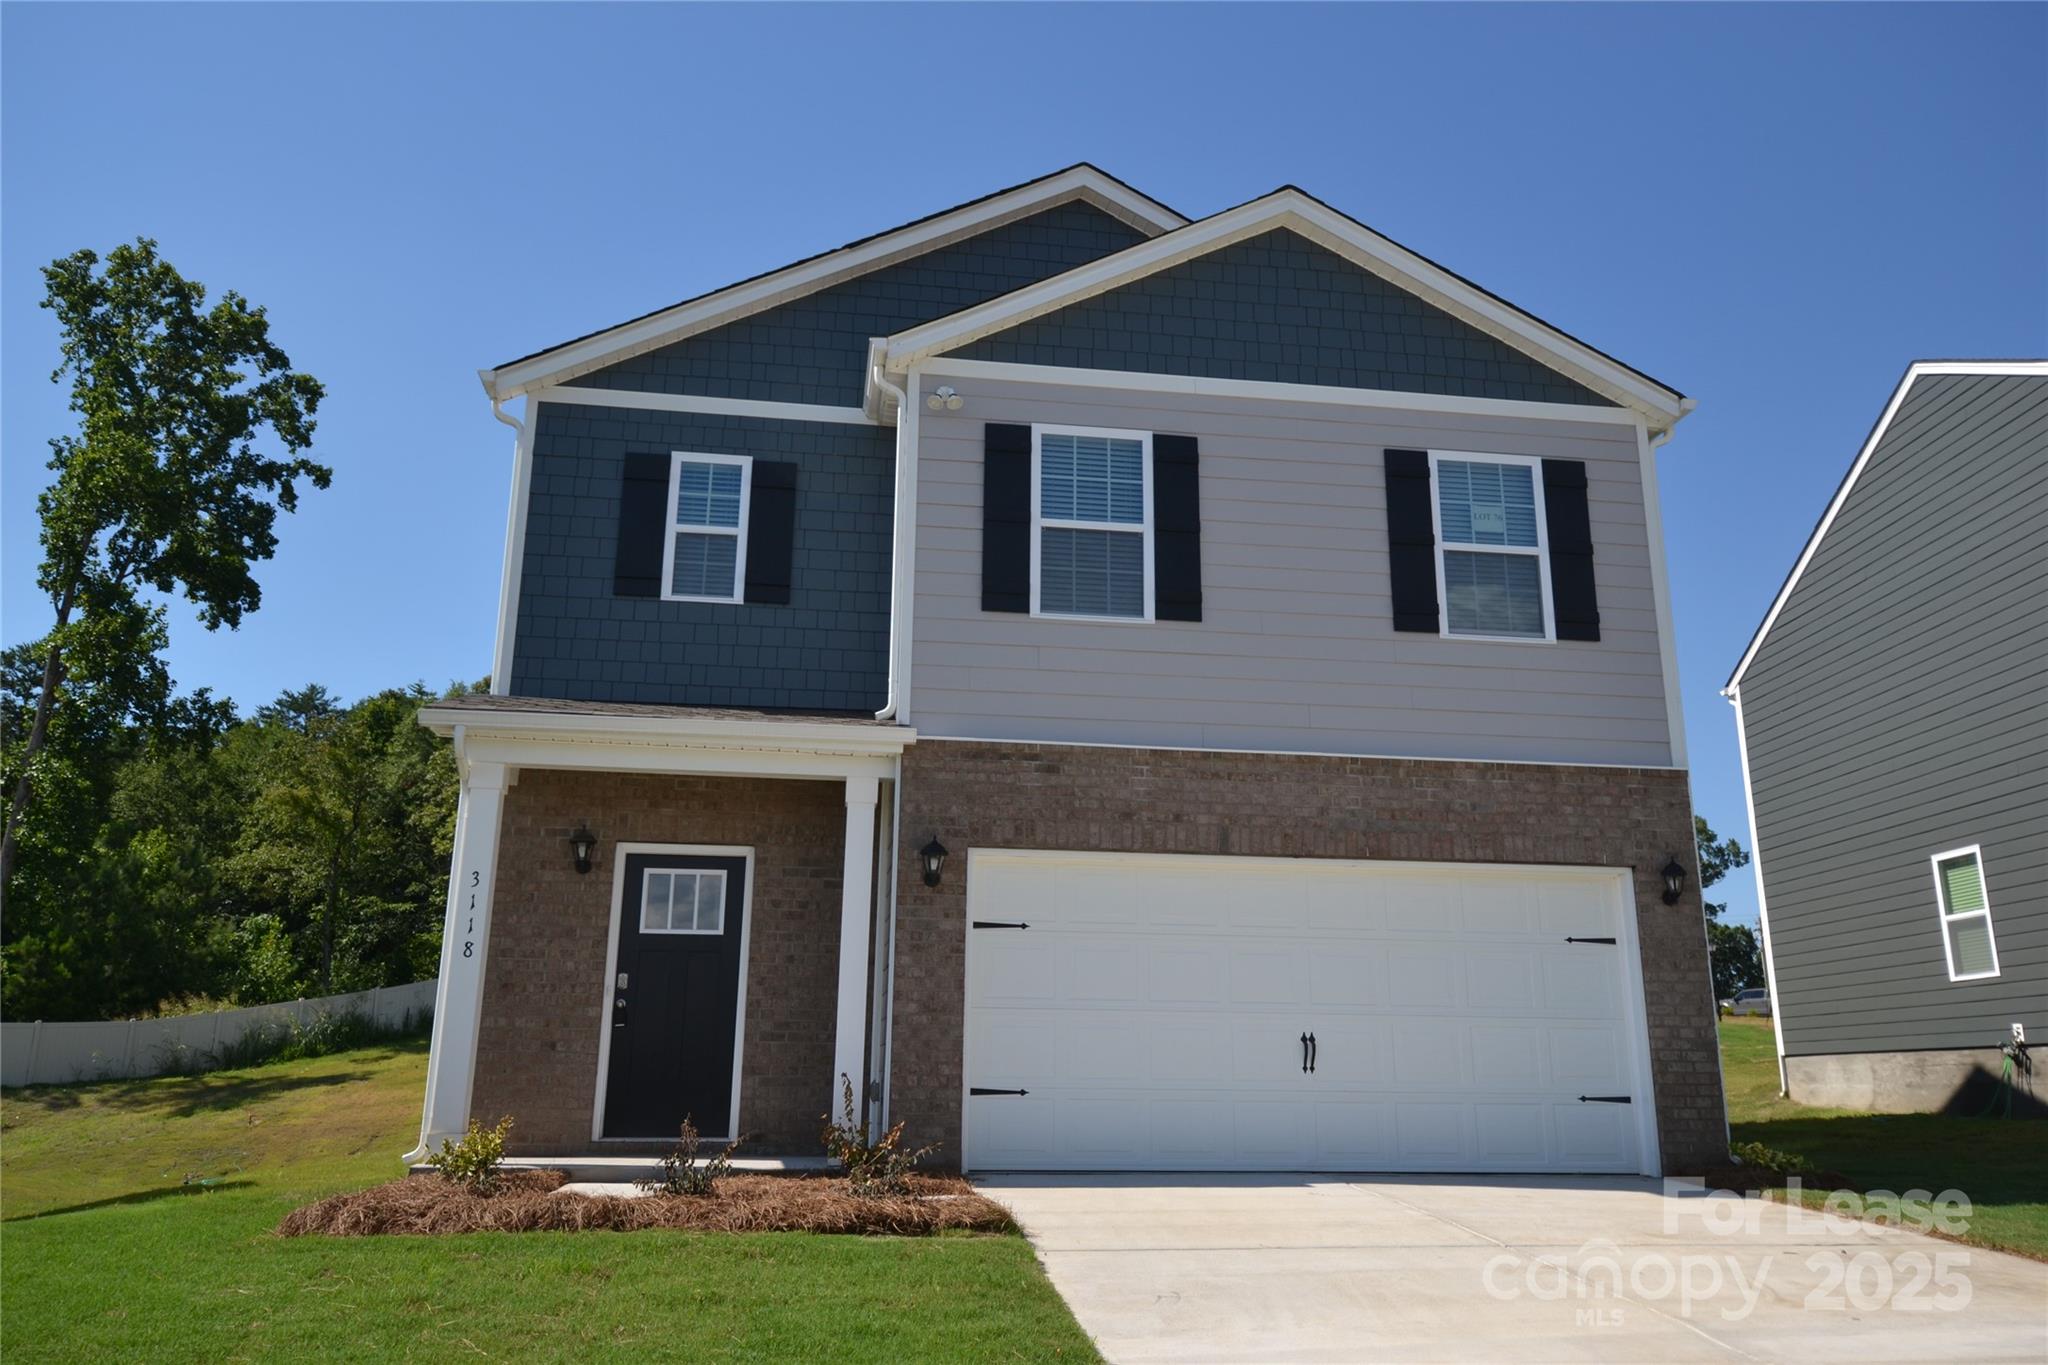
978;1174;2048;1364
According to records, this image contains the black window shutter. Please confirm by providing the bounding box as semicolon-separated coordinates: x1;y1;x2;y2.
1542;458;1600;641
1383;449;1439;632
1153;433;1202;621
613;453;671;598
982;423;1032;613
744;461;799;605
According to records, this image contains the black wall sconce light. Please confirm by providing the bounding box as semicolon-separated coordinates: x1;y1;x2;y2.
570;825;597;876
919;836;949;889
1660;855;1687;906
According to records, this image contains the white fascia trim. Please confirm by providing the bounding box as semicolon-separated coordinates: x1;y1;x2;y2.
1637;422;1690;768
537;384;879;427
482;168;1187;400
914;731;1685;772
1724;359;2048;692
881;191;1690;427
902;356;1643;429
488;397;539;696
417;705;916;759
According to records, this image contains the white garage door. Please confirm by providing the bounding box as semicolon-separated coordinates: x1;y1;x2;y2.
962;850;1656;1175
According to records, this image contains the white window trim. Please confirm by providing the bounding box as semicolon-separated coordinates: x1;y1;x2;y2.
1930;843;2001;983
637;867;730;936
1029;423;1155;624
1428;449;1556;644
659;451;752;605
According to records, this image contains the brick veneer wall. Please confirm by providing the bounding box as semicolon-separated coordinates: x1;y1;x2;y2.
890;740;1727;1174
471;769;846;1154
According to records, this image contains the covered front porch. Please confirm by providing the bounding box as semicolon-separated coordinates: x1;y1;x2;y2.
405;695;913;1163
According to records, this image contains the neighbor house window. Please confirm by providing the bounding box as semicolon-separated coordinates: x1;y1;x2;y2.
641;868;728;935
1930;845;2000;982
1432;453;1553;640
662;453;751;603
1033;425;1152;620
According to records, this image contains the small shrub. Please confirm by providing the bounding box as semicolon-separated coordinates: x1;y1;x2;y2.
426;1116;514;1190
642;1116;740;1196
1731;1140;1816;1176
821;1073;937;1198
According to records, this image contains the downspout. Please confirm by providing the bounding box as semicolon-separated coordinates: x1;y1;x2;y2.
485;384;535;697
1650;422;1744;1146
1725;680;1791;1099
872;362;912;721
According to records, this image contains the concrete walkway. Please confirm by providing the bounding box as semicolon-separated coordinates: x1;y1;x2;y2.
978;1173;2048;1364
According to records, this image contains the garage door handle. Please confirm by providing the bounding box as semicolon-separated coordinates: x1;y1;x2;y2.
1564;936;1617;945
970;1087;1030;1097
1301;1032;1310;1073
1308;1032;1317;1074
1577;1095;1632;1104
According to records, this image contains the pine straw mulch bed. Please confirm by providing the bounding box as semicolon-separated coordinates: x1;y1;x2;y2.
278;1169;1016;1238
1695;1164;1852;1194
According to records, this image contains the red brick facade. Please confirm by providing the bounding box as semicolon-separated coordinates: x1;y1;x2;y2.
470;769;847;1155
888;740;1727;1174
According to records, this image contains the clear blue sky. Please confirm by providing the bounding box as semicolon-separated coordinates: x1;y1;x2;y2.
5;3;2044;927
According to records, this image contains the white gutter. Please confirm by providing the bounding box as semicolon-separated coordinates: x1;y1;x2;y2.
871;362;918;721
484;389;537;697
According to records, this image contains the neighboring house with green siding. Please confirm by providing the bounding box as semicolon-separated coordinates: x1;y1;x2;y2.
1725;361;2047;1113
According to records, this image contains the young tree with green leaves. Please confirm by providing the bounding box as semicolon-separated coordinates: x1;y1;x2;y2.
2;239;328;891
1696;814;1763;1001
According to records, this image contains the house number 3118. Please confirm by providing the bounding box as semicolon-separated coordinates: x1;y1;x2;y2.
463;870;480;958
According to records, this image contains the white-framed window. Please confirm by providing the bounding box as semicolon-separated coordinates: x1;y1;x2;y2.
1930;845;2000;982
661;452;751;604
640;867;729;935
1031;424;1153;620
1429;451;1554;642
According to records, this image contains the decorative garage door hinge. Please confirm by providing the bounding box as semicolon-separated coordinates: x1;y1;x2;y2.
1577;1095;1633;1104
1563;936;1618;945
972;920;1030;930
970;1087;1030;1096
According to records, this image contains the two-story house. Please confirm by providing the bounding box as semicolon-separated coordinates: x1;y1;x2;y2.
1725;361;2045;1114
407;165;1724;1177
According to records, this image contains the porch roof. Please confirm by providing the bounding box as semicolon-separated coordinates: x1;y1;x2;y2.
416;693;914;780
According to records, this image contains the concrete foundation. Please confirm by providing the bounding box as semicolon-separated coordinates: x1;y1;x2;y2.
1786;1048;2044;1116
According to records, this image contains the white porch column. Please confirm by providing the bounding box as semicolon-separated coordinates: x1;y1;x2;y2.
404;758;509;1163
832;775;880;1121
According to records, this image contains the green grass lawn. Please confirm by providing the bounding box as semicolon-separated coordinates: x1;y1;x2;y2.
1720;1016;2047;1260
1;1039;1097;1363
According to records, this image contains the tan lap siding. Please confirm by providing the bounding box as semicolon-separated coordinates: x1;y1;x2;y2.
911;376;1671;766
473;770;844;1154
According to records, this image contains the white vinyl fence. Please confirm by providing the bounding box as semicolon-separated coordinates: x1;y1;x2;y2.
0;978;436;1088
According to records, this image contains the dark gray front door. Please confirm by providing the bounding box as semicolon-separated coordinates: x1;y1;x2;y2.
603;853;747;1138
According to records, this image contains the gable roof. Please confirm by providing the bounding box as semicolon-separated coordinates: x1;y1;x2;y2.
480;164;1186;400
872;186;1692;428
1723;359;2048;694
